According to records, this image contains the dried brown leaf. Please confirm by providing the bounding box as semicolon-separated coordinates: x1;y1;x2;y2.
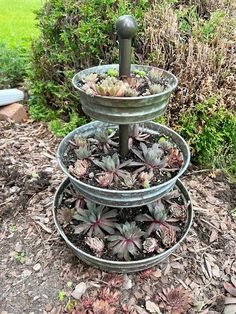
224;282;236;297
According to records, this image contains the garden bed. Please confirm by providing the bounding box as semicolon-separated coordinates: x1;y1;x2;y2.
0;120;236;313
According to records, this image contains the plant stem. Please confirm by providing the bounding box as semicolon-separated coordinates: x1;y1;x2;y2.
119;125;129;156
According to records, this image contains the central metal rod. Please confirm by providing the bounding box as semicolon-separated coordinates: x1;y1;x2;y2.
116;15;137;156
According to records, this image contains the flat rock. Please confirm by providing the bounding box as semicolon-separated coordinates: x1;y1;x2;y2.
71;282;87;300
33;263;41;272
0;103;28;122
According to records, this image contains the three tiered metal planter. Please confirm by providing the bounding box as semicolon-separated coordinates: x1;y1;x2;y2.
53;15;193;272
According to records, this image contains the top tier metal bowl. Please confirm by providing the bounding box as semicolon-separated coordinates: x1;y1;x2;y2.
72;64;178;124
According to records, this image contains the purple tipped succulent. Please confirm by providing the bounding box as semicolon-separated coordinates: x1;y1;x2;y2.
107;222;144;261
135;200;168;236
131;142;167;172
73;201;117;238
93;153;131;187
143;237;158;253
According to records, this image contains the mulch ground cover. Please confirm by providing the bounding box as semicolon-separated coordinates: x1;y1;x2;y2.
0;120;235;314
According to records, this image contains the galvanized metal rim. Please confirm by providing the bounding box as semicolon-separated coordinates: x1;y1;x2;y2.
53;178;193;266
72;64;178;100
56;121;191;194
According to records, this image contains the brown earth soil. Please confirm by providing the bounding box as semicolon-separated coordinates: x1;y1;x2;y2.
0;120;236;314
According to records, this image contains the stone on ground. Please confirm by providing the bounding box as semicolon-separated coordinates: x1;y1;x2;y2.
0;103;28;122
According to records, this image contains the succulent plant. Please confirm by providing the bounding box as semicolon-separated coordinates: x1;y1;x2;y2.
163;188;182;203
107;68;119;77
73;201;117;237
158;285;193;314
74;145;93;160
158;136;173;152
128;124;150;149
107;222;145;261
57;207;75;225
121;173;137;189
124;86;139;97
133;69;146;77
92;299;116;314
95;77;127;97
132;142;167;172
93;128;118;153
83;73;98;83
167;148;184;170
93;153;131;186
169;203;187;221
143;237;158;253
72;135;88;148
138;170;154;188
158;225;176;247
69;159;90;178
124;76;141;90
75;195;86;210
149;83;165;95
103;273;124;288
99;288;120;307
136;200;168;236
81;82;97;96
148;68;164;84
85;236;104;257
96;172;114;188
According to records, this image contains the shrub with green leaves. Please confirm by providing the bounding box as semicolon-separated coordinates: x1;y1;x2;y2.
29;0;236;176
176;97;236;177
29;0;150;136
0;43;27;88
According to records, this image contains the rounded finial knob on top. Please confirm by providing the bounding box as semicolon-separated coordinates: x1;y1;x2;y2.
116;15;137;39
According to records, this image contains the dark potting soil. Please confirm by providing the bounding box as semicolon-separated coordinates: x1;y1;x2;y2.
56;183;189;262
62;132;182;190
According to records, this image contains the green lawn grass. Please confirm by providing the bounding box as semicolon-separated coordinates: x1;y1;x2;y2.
0;0;44;48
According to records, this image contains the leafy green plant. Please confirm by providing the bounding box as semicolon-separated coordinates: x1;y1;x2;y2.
14;252;26;264
231;208;236;220
29;0;150;134
177;97;236;177
9;225;17;233
58;290;66;302
49;112;87;137
0;43;27;88
198;10;225;41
